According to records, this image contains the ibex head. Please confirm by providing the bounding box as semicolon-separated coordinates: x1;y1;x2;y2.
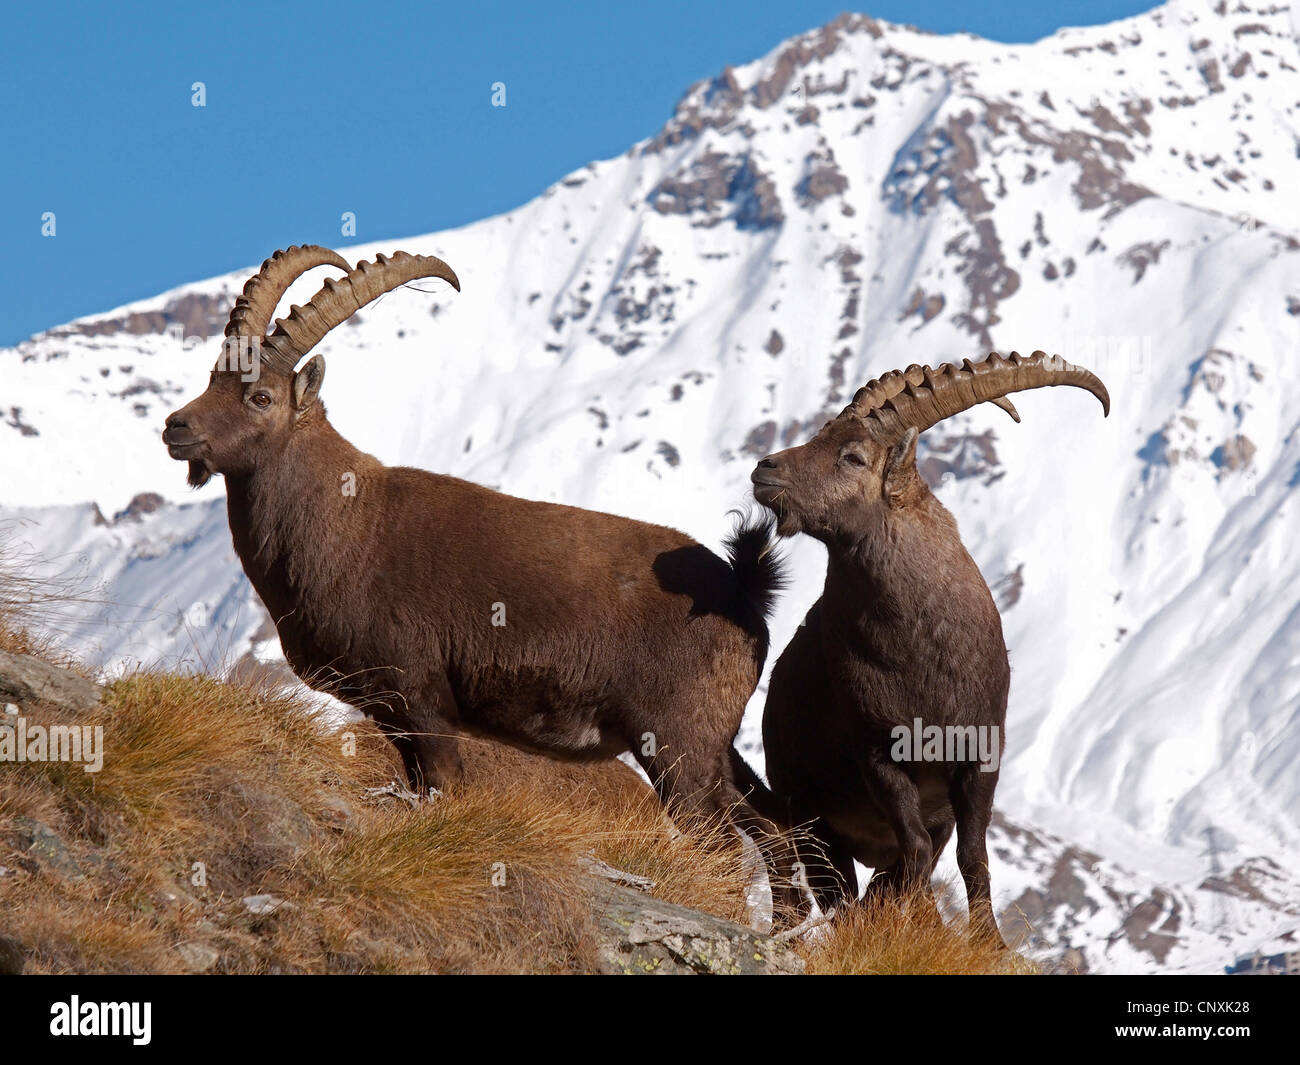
751;351;1110;541
163;245;460;487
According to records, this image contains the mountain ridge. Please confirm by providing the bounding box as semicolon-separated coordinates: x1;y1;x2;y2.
3;0;1299;971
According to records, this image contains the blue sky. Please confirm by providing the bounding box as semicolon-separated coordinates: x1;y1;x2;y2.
0;0;1155;345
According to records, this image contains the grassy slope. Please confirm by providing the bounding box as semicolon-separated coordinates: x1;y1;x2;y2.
0;559;1031;975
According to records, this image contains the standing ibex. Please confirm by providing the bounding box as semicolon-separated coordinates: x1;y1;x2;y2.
163;245;784;846
744;351;1109;942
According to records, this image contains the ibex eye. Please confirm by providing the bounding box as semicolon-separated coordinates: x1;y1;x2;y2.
842;451;867;467
250;392;272;408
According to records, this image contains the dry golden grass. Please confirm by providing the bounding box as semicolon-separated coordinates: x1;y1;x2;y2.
0;611;759;972
1;544;1033;975
798;882;1040;975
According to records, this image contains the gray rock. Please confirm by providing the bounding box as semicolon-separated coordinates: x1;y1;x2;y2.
174;941;220;973
593;883;803;975
10;816;86;881
242;894;288;916
0;649;102;714
316;792;355;828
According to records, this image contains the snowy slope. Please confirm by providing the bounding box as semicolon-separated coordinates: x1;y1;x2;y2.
3;0;1299;971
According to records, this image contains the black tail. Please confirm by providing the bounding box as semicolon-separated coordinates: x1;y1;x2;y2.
723;510;786;631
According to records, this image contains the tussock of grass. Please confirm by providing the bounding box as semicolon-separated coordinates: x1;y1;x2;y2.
798;883;1039;975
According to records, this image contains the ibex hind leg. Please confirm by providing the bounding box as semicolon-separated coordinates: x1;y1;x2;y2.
803;821;859;916
852;749;934;898
864;817;952;918
949;763;1006;948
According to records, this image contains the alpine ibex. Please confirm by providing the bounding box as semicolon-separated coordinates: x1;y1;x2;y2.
163;245;784;845
745;351;1109;942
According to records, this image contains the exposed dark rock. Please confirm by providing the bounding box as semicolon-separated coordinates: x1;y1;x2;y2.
1200;856;1300;911
0;935;25;975
648;152;783;231
803;70;851;97
826;347;852;404
4;407;38;437
1118;240;1171;283
780;410;836;448
898;286;945;326
831;245;862;284
1077;103;1129;136
1200;57;1224;93
992;563;1025;611
50;291;231;342
8;817;88;882
742;421;777;458
655;442;680;468
984;102;1152;213
917;429;1002;488
112;492;165;524
643;12;883;155
888;108;1022;346
643;68;746;154
1213;434;1256;471
1122;891;1181;964
1122;97;1153;136
795;146;848;206
750;14;881;109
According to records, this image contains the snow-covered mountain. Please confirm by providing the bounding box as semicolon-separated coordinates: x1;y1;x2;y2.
3;0;1299;972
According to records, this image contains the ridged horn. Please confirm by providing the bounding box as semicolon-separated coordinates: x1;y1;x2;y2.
223;245;352;340
261;251;461;373
839;350;1110;442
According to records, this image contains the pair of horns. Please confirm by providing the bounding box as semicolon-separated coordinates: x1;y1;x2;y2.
223;244;461;375
839;350;1110;440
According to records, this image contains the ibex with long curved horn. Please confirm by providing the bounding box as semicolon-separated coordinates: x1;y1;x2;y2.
736;351;1109;943
163;246;785;855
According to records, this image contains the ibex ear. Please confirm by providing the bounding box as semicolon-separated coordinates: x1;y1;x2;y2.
292;354;325;413
883;427;921;509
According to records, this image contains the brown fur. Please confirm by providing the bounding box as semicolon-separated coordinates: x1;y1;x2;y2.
163;349;784;845
749;420;1008;944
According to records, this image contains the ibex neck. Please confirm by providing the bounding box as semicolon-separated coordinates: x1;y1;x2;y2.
824;500;982;635
224;417;381;614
